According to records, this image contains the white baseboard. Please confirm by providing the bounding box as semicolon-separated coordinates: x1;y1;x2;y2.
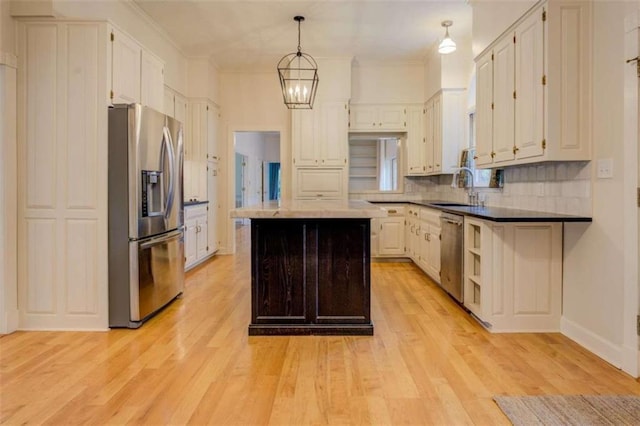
561;316;622;369
0;53;18;68
620;344;640;378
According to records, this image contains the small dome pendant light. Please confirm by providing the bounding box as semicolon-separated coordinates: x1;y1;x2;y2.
277;16;319;109
438;20;457;54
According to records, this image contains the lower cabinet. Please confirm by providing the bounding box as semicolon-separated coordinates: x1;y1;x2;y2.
185;204;210;270
418;208;441;283
249;218;372;335
463;218;562;332
372;205;405;257
294;167;347;199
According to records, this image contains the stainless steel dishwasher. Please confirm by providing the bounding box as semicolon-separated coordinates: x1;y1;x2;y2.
440;212;464;303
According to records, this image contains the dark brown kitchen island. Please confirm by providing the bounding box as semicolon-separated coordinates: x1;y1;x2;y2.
230;200;386;335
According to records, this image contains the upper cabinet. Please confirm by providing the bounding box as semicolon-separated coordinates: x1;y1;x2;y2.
475;0;592;168
110;26;164;111
349;104;406;131
140;50;164;112
406;90;465;176
292;101;349;168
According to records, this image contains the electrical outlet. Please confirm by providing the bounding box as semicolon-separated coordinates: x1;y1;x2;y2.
597;158;613;179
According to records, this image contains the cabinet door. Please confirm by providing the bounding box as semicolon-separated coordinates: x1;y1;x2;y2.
406;105;426;175
514;10;545;160
417;224;430;272
295;168;345;199
424;100;435;173
492;35;516;163
207;163;218;254
475;52;494;166
163;87;175;117
185;220;197;267
110;27;141;104
377;105;406;130
174;93;187;127
379;217;405;256
197;220;208;259
404;210;414;258
320;101;348;166
427;224;441;283
292;109;318;166
370;218;380;257
349;105;378;130
207;103;219;161
140;50;164;111
431;94;443;173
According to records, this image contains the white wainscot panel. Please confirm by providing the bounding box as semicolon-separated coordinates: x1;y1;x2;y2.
66;24;99;209
26;24;57;209
66;219;98;314
513;225;553;314
26;219;56;313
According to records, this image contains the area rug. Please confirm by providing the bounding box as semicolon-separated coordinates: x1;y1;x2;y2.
494;395;640;425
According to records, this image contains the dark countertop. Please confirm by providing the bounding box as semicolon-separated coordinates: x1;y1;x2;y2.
369;200;592;223
184;200;209;207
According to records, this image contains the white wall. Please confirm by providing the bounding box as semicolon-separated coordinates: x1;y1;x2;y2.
562;1;638;375
0;1;17;334
351;61;424;104
219;70;291;253
40;0;188;92
424;34;473;100
470;0;536;57
187;57;220;103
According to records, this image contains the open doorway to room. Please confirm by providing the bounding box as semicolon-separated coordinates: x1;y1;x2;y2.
234;131;281;228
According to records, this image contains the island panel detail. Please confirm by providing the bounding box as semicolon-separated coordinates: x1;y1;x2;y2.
249;218;373;335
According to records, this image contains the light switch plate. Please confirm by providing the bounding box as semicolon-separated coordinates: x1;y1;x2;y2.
597;158;613;179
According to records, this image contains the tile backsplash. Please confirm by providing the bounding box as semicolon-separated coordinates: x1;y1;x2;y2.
351;161;592;217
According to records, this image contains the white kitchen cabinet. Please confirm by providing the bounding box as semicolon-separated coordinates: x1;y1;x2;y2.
292;101;348;167
110;26;164;110
140;50;164;112
349;104;406;131
370;218;380;257
207;160;219;255
163;86;188;125
185;101;213;202
405;206;420;261
475;0;592;168
292;101;348;199
418;208;441;283
294;168;346;200
375;205;405;257
17;20;109;329
405;105;426;175
463;218;563;332
424;90;466;175
110;26;141;105
185;204;210;270
207;102;220;161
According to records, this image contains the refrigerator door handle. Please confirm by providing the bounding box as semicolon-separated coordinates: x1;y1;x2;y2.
162;125;176;220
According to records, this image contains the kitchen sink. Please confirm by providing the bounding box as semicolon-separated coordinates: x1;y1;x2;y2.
429;202;470;207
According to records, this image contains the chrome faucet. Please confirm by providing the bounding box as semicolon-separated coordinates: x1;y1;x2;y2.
451;167;478;206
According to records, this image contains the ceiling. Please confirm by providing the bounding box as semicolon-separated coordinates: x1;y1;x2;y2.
133;0;473;71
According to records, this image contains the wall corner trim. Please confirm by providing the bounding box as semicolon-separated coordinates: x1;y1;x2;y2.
561;316;624;372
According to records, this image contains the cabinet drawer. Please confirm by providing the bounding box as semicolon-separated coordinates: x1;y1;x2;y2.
185;204;207;221
295;168;345;199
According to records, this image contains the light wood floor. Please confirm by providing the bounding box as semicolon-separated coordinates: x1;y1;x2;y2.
2;225;640;425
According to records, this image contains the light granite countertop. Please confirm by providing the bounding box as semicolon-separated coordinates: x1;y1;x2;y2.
230;199;387;219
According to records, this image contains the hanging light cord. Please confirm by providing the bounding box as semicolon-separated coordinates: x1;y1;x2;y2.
296;17;303;56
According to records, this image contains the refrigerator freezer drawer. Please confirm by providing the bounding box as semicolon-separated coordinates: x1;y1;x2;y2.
129;230;185;323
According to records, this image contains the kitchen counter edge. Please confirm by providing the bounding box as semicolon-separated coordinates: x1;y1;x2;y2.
369;200;592;223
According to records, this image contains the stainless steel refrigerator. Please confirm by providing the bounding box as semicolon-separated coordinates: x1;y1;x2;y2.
108;104;184;328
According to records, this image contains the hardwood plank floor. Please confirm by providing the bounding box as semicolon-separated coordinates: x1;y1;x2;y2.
2;224;639;425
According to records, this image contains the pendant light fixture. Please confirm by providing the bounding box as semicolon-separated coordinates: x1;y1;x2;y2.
277;16;319;109
438;20;457;54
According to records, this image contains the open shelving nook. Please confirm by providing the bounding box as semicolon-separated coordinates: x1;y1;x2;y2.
348;134;402;193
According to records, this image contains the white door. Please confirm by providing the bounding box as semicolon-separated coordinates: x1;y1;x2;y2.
492;35;516;164
320;101;348;166
110;27;141;105
475;52;494;166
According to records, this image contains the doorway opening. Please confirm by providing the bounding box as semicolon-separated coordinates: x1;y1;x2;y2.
234;131;281;227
